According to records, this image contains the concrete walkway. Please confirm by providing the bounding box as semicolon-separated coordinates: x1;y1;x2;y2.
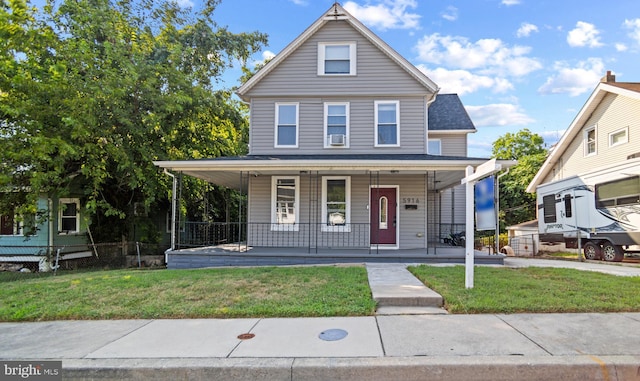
1;258;640;381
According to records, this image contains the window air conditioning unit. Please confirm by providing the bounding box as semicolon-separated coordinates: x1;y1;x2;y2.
329;134;345;146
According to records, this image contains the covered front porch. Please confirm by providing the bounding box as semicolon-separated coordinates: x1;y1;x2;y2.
155;154;511;269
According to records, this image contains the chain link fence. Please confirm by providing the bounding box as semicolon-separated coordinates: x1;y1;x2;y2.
0;242;167;282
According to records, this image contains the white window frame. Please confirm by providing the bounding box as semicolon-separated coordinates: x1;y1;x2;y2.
375;100;400;147
428;139;442;155
271;176;300;231
324;102;350;148
321;176;351;232
318;42;357;76
584;126;597;156
59;198;80;235
609;127;628;147
275;103;299;148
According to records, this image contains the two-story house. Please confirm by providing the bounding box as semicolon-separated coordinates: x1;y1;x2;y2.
155;3;507;268
527;71;640;261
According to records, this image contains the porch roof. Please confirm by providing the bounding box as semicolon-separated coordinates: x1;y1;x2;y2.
154;154;515;191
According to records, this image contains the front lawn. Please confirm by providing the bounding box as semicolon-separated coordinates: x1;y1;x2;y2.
409;265;640;314
0;266;376;322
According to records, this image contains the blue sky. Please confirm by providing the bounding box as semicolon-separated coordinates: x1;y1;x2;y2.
208;0;640;158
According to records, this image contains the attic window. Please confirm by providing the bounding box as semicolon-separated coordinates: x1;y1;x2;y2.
318;42;356;75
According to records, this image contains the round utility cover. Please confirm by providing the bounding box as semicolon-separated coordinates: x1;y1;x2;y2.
319;329;348;341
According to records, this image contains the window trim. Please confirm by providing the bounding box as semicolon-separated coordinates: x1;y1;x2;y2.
584;126;597;157
274;102;299;148
324;102;350;148
428;139;442;155
318;42;357;76
609;127;628;148
375;100;400;147
271;176;300;231
321;176;351;232
58;198;80;235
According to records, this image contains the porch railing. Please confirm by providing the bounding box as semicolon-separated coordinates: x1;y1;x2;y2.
179;221;475;251
179;222;371;250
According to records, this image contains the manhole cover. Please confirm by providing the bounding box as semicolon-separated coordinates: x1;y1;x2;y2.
319;329;348;341
237;333;255;340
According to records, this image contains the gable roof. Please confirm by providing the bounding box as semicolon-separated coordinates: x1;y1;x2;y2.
428;94;476;132
526;79;640;193
236;3;439;101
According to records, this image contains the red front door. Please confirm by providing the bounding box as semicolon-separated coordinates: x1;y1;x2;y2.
370;187;397;245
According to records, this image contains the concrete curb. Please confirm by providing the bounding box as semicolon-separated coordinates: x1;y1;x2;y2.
60;356;640;381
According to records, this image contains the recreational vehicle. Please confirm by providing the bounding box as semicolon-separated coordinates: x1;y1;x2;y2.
536;158;640;262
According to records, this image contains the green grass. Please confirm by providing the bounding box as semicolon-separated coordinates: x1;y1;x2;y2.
4;264;640;321
409;265;640;314
0;266;376;322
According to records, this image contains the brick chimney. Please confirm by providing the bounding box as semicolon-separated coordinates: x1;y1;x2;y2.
601;70;616;83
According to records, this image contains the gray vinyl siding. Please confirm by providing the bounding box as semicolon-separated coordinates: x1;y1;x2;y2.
428;133;468;156
246;22;430;97
248;174;438;249
250;96;427;155
543;93;640;184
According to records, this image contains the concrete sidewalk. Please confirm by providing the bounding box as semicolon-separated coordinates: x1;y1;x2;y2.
1;258;640;380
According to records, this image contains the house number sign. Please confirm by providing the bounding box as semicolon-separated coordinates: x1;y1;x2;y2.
402;198;420;204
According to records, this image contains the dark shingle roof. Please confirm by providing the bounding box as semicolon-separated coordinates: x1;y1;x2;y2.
428;94;476;131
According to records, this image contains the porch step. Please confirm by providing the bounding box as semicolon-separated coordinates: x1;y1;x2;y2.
375;306;448;315
366;263;445;314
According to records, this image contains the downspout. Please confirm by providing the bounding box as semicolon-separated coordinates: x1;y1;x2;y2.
48;198;53;258
425;91;439;154
163;169;177;263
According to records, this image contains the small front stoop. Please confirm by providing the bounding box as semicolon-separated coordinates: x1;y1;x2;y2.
366;263;448;315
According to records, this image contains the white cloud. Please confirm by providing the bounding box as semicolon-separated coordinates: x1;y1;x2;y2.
501;0;521;5
262;50;276;60
417;66;513;95
344;0;420;31
465;104;535;127
567;21;603;48
415;33;542;77
517;23;539;38
623;18;640;45
615;43;628;52
441;6;458;22
176;0;194;8
539;129;567;146
289;0;308;4
538;58;605;96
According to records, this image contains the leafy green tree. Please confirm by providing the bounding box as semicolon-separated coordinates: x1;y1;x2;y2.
0;0;266;241
492;129;547;229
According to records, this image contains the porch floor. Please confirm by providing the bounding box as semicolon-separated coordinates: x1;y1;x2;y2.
166;245;504;269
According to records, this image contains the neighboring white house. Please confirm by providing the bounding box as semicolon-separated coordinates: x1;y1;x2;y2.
527;71;640;260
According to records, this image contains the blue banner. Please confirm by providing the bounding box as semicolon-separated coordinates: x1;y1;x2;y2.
475;176;495;231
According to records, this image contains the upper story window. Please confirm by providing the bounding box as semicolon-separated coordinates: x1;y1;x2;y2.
59;198;80;234
428;139;442;155
318;42;356;75
271;176;300;231
609;127;628;147
375;101;400;147
584;126;596;156
324;102;349;148
275;103;298;148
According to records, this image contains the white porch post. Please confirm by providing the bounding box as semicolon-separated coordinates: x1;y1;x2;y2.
465;165;475;289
